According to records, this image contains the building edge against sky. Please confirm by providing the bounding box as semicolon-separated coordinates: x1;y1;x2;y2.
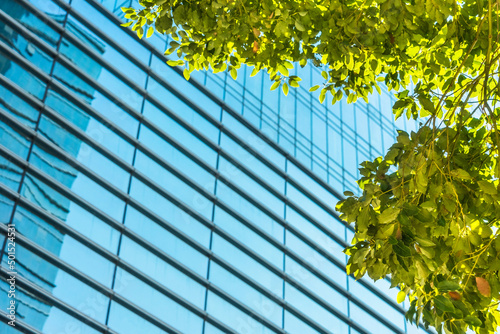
0;1;429;334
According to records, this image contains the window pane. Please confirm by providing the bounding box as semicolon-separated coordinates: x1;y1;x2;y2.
124;206;208;277
285;283;349;333
0;85;38;128
119;236;206;309
114;268;204;334
107;301;165;334
211;234;282;298
44;90;136;163
218;157;284;218
285;256;348;316
70;0;150;63
146;79;220;145
129;177;211;247
206;291;275;334
286;206;346;264
213;207;283;269
216;182;283;243
25;146;125;222
12;206;115;287
0;193;14;223
209;262;283;327
0;154;23;191
35;120;130;192
138;126;215;190
0;52;46;100
220;133;285;193
134;151;213;220
285;231;346;288
284;310;318;334
349;277;406;332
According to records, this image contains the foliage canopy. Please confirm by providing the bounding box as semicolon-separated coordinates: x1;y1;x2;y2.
123;0;500;332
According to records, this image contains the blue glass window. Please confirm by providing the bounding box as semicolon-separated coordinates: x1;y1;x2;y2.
213;207;283;269
0;193;14;222
0;85;38;128
219;133;285;193
142;100;218;167
107;301;166;334
0;51;46;100
0;0;61;48
146;79;220;145
113;268;204;333
216;182;284;243
284;310;320;334
129;177;211;247
211;234;283;298
218;157;284;217
35;120;130;192
138;125;215;189
150;55;221;120
285;282;349;333
222;112;285;169
285;231;346;288
44;90;136;162
119;236;206;309
70;1;150;63
63;16;148;88
0;154;23;191
286;184;345;238
134;151;214;220
206;291;275;334
349;277;406;331
209;262;283;327
124;206;208;276
12;207;115;287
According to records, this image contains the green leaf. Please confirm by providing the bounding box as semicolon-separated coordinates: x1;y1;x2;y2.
418;95;435;114
121;21;134;27
282;82;289;96
415;169;428;193
414;237;436;247
121;7;135;14
437;281;461;292
230;67;238;80
250;67;259;77
309;85;320;92
393;241;412;257
464;315;482;327
295;20;305;31
378;207;400;224
397;290;406;304
137;26;144;39
319;89;326;104
167;60;184;66
183;68;190;80
270;80;280;91
478;180;497;195
450;169;471;180
146;26;154;38
278;64;289;76
434;295;455;313
289;79;300;88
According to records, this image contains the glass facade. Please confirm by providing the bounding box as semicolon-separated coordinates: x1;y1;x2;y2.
0;1;427;334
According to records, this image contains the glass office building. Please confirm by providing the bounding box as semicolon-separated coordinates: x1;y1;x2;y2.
0;1;426;333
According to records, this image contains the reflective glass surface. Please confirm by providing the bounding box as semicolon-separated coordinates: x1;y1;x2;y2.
0;0;426;333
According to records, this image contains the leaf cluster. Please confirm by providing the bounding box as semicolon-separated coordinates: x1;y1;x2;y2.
122;0;498;105
337;116;500;333
122;1;500;332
